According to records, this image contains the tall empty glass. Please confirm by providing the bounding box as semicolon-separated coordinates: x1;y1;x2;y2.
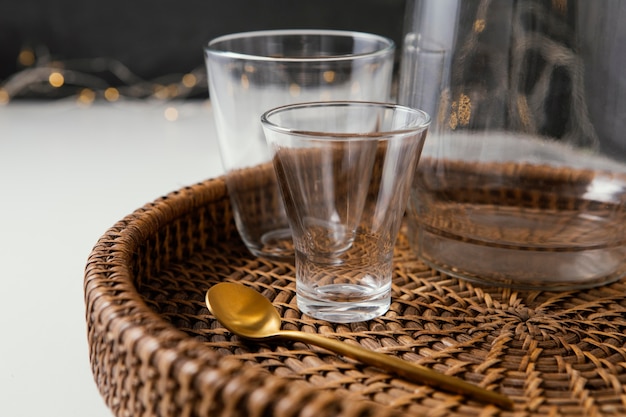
399;0;626;289
205;30;395;260
261;102;430;323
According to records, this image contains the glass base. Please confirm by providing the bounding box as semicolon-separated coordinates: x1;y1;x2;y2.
297;283;391;323
246;228;294;261
415;227;626;291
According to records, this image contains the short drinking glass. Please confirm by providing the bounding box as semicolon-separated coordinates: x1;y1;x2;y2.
261;101;430;323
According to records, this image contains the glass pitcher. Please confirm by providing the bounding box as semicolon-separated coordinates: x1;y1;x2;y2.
399;0;626;289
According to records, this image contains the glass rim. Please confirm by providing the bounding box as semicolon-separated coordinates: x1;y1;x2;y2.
205;29;395;62
261;101;431;139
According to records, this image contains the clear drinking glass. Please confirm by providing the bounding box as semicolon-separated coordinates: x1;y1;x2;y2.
205;30;395;260
261;101;430;323
399;0;626;289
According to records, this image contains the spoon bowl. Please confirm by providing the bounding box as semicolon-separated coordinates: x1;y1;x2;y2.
206;282;514;410
206;281;282;339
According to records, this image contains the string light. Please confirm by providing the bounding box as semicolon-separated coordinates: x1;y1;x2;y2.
182;73;197;88
474;19;486;33
240;74;250;90
289;83;301;97
77;88;96;105
18;48;36;67
0;45;209;107
104;87;120;102
153;85;169;100
323;70;336;83
49;72;65;87
164;106;179;121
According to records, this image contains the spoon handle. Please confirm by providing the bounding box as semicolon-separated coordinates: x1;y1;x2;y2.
280;329;513;410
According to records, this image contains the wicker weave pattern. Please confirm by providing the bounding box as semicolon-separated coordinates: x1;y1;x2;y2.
85;177;626;417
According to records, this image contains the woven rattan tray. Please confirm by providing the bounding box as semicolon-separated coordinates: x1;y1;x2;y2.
85;176;626;417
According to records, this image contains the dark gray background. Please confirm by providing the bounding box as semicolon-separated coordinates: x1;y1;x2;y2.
0;0;407;97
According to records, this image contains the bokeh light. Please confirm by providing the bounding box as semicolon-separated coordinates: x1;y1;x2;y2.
104;87;120;101
164;106;179;121
49;72;65;88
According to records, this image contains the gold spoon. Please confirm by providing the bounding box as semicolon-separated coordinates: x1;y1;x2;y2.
206;282;514;410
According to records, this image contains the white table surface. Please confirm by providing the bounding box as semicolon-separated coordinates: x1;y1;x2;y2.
0;100;223;417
